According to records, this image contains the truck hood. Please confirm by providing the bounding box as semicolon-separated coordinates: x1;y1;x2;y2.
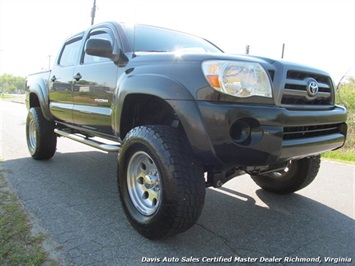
133;50;334;107
133;51;275;65
131;51;330;77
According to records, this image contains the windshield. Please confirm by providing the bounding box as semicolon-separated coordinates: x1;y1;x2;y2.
123;24;223;54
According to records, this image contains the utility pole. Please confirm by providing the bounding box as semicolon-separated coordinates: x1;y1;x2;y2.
245;45;250;55
91;0;97;25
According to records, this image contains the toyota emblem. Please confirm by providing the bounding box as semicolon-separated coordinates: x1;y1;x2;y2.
306;79;319;97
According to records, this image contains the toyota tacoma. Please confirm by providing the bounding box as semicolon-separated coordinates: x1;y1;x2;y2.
25;21;347;239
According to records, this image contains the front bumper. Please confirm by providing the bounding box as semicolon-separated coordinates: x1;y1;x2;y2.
196;102;347;166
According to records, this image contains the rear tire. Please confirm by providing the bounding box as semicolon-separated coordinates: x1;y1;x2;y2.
251;156;321;194
118;126;205;240
26;107;57;160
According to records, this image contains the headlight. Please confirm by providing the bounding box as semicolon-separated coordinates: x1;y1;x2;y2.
202;60;272;98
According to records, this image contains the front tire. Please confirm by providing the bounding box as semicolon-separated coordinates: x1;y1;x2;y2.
251;156;321;194
118;126;205;240
26;107;57;160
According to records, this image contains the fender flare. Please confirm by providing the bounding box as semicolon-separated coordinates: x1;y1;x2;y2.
112;73;195;134
112;73;219;164
26;77;53;121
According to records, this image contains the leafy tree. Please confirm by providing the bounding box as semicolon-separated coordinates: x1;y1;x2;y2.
0;74;26;94
337;74;354;153
337;76;355;110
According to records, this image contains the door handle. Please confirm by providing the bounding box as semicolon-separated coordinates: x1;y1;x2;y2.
73;73;82;81
51;75;56;82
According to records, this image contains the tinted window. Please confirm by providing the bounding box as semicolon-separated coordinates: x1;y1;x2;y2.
59;38;82;67
83;31;112;64
125;25;222;53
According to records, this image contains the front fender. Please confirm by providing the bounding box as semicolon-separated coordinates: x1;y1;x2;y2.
112;74;219;164
117;73;195;100
26;77;53;121
112;73;195;133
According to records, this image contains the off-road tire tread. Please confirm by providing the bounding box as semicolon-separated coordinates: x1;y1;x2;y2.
118;125;205;239
26;107;57;160
251;156;321;194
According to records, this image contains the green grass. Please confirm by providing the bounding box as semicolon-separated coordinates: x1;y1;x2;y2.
0;94;15;99
0;169;56;266
323;150;355;164
0;94;25;99
323;76;355;163
324;123;355;162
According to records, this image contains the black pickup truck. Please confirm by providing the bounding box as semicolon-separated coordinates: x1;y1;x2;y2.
26;21;347;239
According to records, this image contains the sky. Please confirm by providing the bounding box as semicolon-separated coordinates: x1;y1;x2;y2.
0;0;354;84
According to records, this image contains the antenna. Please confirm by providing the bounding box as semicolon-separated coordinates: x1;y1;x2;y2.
281;43;285;59
91;0;96;25
132;24;136;58
48;55;51;70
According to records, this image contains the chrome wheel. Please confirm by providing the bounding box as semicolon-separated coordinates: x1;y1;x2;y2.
28;118;37;152
127;151;161;216
26;107;57;160
119;126;205;239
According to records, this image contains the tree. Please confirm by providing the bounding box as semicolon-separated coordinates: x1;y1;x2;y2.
338;75;355;110
0;74;26;94
337;74;354;153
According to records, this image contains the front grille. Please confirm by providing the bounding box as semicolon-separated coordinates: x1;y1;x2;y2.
286;71;330;83
283;124;342;140
281;70;333;106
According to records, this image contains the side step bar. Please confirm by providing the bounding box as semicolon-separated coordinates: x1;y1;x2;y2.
54;129;121;152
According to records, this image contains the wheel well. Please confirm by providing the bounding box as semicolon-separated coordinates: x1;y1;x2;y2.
120;94;179;139
29;93;40;107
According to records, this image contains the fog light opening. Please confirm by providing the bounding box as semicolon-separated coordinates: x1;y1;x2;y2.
230;120;251;145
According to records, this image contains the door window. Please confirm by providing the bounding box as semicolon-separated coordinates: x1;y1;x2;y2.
59;37;82;67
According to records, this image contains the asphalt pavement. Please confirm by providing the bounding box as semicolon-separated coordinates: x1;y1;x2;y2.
1;100;354;265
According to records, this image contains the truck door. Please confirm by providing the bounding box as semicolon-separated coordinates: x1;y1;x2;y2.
72;28;120;136
49;34;83;123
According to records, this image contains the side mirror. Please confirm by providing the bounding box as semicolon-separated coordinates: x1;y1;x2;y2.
85;38;113;59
